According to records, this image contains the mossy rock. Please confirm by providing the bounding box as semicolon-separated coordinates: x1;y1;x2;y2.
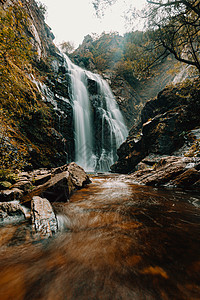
0;181;12;190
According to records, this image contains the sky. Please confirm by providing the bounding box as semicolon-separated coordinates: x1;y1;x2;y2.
40;0;146;48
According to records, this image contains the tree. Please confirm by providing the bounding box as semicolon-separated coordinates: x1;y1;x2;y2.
145;0;200;73
92;0;200;74
92;0;117;16
60;41;75;54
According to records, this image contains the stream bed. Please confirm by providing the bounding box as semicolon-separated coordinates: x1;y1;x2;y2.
0;174;200;299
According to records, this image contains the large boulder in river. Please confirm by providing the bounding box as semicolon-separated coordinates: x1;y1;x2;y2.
31;196;58;239
67;162;91;188
21;162;91;204
26;170;73;203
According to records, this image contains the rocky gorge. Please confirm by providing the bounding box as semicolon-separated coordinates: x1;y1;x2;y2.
0;0;200;299
0;0;199;233
111;79;200;189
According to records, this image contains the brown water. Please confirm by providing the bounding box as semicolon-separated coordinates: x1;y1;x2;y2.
0;174;200;300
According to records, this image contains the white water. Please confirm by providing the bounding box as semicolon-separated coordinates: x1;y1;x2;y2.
64;55;128;172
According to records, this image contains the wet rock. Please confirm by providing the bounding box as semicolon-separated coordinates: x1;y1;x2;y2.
34;173;51;186
67;162;91;188
0;163;91;210
87;78;98;95
172;168;200;188
0;201;26;224
21;162;91;203
129;156;200;190
11;181;32;192
31;196;58;239
112;79;200;174
23;171;72;203
0;188;23;202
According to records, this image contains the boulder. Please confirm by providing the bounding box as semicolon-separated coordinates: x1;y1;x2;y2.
66;162;91;188
129;156;200;190
31;196;58;239
11;180;32;192
0;201;26;225
22;170;72;203
21;162;91;204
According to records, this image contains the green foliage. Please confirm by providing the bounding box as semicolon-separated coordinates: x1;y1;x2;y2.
71;30;162;81
0;170;18;185
0;5;33;66
92;0;200;75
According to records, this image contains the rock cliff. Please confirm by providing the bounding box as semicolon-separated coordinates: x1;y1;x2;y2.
0;0;74;171
111;79;200;179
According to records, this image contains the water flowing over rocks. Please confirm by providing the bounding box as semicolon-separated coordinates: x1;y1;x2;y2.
64;55;128;171
0;201;26;225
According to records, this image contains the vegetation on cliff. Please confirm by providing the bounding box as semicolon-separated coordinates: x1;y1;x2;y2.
71;31;167;82
0;1;70;182
1;0;200;183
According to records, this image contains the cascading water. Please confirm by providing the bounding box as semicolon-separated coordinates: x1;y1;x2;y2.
64;55;128;172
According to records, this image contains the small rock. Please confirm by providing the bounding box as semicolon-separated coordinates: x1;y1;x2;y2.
0;201;26;224
31;196;58;239
0;181;12;190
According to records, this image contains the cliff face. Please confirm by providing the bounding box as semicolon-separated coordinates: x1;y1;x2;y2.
70;33;180;129
111;79;200;174
0;0;74;171
104;58;177;128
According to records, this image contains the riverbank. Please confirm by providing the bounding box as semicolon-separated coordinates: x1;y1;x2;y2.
1;156;200;233
0;174;200;299
0;162;91;238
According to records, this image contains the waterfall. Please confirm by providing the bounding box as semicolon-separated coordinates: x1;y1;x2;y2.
64;55;128;172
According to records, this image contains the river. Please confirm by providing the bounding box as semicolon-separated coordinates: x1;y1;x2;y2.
0;174;200;299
